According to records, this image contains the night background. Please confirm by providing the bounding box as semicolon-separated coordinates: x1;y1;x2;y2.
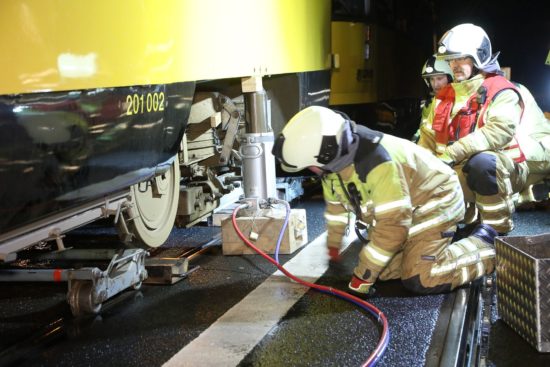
432;0;550;111
335;0;550;111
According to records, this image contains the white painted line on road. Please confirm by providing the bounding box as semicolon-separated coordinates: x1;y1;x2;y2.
163;231;356;367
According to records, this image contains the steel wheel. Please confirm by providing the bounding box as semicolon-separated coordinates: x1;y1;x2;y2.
121;155;180;248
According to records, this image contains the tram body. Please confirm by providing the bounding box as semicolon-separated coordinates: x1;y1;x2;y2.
0;0;332;260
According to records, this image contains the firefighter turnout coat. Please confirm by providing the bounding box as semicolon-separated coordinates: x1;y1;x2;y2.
323;126;495;293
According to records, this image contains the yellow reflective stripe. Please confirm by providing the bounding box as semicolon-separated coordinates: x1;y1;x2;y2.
431;255;474;276
461;267;469;285
436;143;446;154
431;262;456;275
326;200;341;205
477;202;508;212
365;244;392;266
430;248;495;277
324;213;348;224
504;177;513;196
481;217;509;226
374;198;411;215
458;240;477;253
447;243;465;257
456;253;480;267
476;262;484;277
479;249;496;259
361;201;372;214
414;186;461;216
409;197;463;236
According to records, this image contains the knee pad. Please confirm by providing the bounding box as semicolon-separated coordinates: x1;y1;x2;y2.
462;153;498;195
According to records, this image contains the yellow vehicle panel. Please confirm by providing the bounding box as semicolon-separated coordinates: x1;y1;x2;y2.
0;0;331;94
330;21;377;105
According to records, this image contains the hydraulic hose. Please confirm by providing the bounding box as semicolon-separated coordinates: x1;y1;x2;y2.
232;202;390;367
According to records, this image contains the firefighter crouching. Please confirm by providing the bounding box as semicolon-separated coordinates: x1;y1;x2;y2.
422;23;529;234
272;106;497;295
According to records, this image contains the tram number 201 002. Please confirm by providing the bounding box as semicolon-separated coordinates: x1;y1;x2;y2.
126;92;165;115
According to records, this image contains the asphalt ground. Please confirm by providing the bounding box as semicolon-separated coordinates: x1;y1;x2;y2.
0;198;549;367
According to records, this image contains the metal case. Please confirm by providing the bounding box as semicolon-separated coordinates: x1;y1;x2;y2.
495;234;550;352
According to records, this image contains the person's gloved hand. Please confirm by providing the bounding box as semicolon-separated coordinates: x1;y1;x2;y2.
438;150;455;167
348;275;375;295
328;247;341;263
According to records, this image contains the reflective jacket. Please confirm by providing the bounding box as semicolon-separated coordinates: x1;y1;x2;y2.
322;126;464;283
431;74;525;164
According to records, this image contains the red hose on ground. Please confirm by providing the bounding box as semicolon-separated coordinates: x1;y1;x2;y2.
231;204;389;367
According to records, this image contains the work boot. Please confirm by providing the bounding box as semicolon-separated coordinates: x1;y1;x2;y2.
348;275;374;295
532;181;550;201
470;223;498;246
517;181;550;206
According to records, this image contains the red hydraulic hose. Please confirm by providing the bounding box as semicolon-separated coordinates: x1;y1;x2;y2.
231;204;389;367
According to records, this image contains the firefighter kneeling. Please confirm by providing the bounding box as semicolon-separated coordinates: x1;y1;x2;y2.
272;106;497;295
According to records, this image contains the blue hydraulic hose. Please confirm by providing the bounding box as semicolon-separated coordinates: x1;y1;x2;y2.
272;199;291;264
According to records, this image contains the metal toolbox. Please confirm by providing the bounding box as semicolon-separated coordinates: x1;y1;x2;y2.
495;234;550;352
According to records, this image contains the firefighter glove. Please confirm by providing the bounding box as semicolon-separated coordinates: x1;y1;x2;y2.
348;275;375;295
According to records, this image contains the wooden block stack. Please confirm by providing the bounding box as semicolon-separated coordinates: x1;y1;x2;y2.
221;209;307;255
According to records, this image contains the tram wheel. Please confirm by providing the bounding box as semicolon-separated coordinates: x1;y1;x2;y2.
119;155;180;248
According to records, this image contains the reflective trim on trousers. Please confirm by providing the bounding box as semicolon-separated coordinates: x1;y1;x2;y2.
477;201;508;212
480;216;510;226
365;244;392;265
430;247;495;276
476;261;485;277
460;267;469;285
324;213;348;224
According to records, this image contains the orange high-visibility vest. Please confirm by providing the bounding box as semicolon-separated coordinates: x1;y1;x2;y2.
433;74;526;163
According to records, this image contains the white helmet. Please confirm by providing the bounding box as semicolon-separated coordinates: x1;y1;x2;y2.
272;106;348;172
421;55;453;88
437;23;494;68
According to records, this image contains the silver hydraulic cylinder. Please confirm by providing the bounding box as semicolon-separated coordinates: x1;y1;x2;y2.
240;90;277;200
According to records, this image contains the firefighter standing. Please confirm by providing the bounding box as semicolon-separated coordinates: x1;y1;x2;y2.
272;106;497;295
420;23;529;234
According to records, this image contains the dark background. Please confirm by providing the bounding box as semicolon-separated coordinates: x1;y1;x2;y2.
334;0;550;111
433;0;550;111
